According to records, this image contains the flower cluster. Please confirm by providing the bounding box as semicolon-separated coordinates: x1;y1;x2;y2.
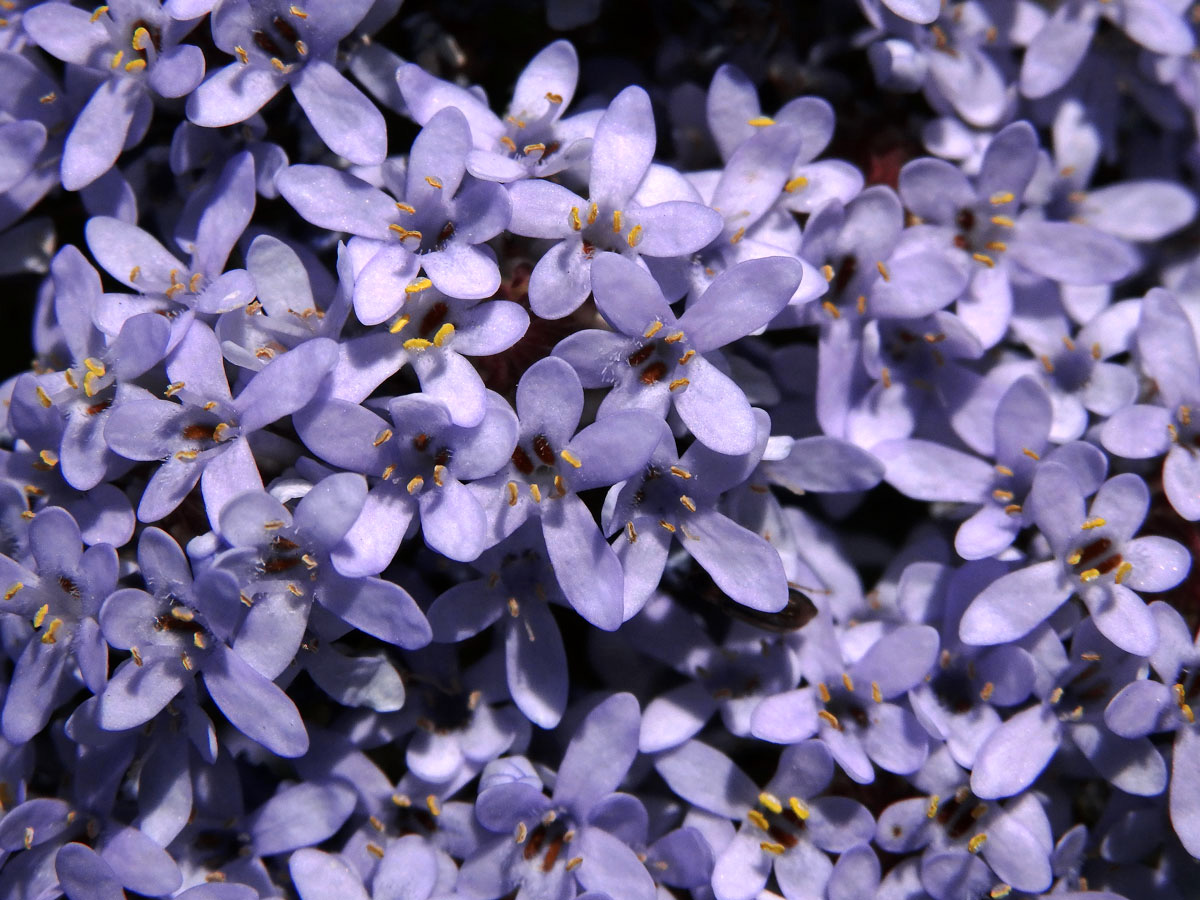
0;1;1199;898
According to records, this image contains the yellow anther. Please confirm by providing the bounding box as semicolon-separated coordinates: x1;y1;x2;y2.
569;206;582;231
881;366;893;388
1114;561;1133;584
187;272;203;292
432;323;455;347
24;485;43;498
286;583;303;597
388;314;411;335
659;519;676;533
1169;423;1180;442
553;474;566;497
663;331;685;344
1081;517;1106;530
788;796;809;820
32;602;46;626
545;91;563;103
289;4;307;16
1091;342;1102;360
433;464;447;487
193;632;207;649
391;203;416;218
1182;405;1193;426
972;253;995;268
529;483;542;503
213;423;231;443
234;45;249;64
130;647;143;666
817;681;831;703
677;495;696;513
270;57;286;71
980;682;995;701
990;886;1012;899
170;606;195;621
817;710;841;729
626;521;637;543
730;226;746;244
365;842;384;859
175;450;198;461
822;300;841;319
165;282;185;300
403;338;433;351
373;429;393;447
407;476;424;494
522;143;545;156
747;116;775;126
63;370;78;389
784;176;808;193
876;261;890;281
131;26;151;50
124;58;146;73
747;809;770;830
499;135;517;151
506;115;527;128
612;209;623;233
90;5;108;21
871;681;882;703
990;215;1014;227
627;225;643;248
302;554;318;570
426;794;441;816
588;203;598;225
842;672;855;692
927;795;940;818
1066;550;1082;566
668;378;689;392
758;792;783;814
560;449;582;468
39;449;58;468
404;278;433;296
992;489;1014;501
23;826;33;850
1062;336;1076;352
36;385;54;409
381;464;396;481
388;225;423;241
1079;568;1100;583
38;92;56;104
565;857;583;871
515;822;528;843
507;481;519;506
984;241;1007;253
1081;651;1101;661
644;320;664;338
821;264;834;281
507;596;520;618
1022;447;1040;460
424;176;443;189
989;192;1014;205
968;834;988;853
41;618;63;644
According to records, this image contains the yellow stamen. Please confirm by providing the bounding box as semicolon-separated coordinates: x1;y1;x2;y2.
746;809;770;830
560;449;582;468
1079;568;1100;583
670;466;691;479
663;331;685;344
565;857;583;871
822;300;840;319
545;91;563;103
1066;550;1082;565
679;495;696;512
817;709;840;729
627;225;643;248
821;264;834;282
403;338;433;351
373;429;393;447
424;175;443;189
1114;561;1133;584
38;449;58;468
529;483;542;503
388;225;423;241
432;323;455;347
842;672;855;692
871;681;882;703
817;682;831;703
789;796;809;820
234;46;249;64
32;602;47;627
968;834;987;853
407;476;424;494
389;314;411;334
405;278;432;295
175;450;198;461
507;481;519;506
876;261;890;281
381;464;396;480
927;795;940;818
730;226;746;244
990;886;1012;899
747;116;775;126
569;206;582;231
289;4;307;16
41;618;63;644
90;5;108;21
124;58;146;73
522;143;545;156
659;519;676;533
426;795;441;816
612;210;623;233
784;176;808;193
990;215;1014;227
433;465;446;487
992;489;1014;501
644;320;663;338
758;792;783;814
972;253;995;268
668;378;689;391
626;521;637;543
985;241;1007;252
980;682;995;701
270;57;286;71
678;349;695;364
553;474;566;497
989;192;1014;205
588;203;598;225
1081;517;1106;530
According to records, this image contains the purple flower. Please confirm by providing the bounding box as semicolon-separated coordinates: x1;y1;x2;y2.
505;85;723;318
187;0;386;165
959;465;1187;656
555;253;802;456
277;107;511;303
